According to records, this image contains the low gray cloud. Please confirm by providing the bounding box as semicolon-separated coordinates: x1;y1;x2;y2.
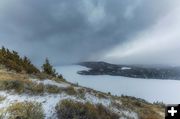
0;0;178;66
103;7;180;66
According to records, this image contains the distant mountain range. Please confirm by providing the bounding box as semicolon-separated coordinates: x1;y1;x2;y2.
78;61;180;79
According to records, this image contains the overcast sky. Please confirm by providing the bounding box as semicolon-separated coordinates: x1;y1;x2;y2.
0;0;180;66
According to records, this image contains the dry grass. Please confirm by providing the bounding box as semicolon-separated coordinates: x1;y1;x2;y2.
0;96;6;102
0;69;30;83
63;86;77;95
56;100;119;119
118;96;165;119
7;101;44;119
46;85;61;93
77;88;86;99
30;83;45;95
0;68;73;95
96;93;108;99
0;108;7;119
34;72;66;83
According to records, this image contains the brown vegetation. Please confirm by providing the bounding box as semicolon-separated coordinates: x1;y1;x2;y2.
56;100;119;119
63;86;77;95
7;102;44;119
117;95;165;119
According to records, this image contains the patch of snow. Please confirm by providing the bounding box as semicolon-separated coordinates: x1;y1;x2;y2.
111;107;138;119
0;90;114;119
120;111;138;119
0;91;81;119
114;100;122;105
30;79;70;88
121;67;131;70
56;65;180;104
85;93;111;106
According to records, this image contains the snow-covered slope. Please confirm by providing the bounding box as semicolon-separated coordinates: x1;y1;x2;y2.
56;65;180;104
0;78;127;119
0;67;164;119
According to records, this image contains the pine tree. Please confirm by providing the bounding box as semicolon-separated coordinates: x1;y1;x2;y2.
42;58;57;77
0;46;39;73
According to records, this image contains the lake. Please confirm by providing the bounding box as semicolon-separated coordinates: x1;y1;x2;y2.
56;65;180;104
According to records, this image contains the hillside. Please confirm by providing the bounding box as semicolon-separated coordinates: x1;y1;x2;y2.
0;66;165;119
0;48;164;119
78;62;180;79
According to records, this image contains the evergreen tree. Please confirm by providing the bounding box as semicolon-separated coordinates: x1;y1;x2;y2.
42;58;57;77
0;46;39;73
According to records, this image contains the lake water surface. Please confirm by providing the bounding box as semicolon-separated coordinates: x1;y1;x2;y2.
56;65;180;104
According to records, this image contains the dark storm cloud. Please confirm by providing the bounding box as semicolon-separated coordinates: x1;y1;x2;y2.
0;0;176;66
